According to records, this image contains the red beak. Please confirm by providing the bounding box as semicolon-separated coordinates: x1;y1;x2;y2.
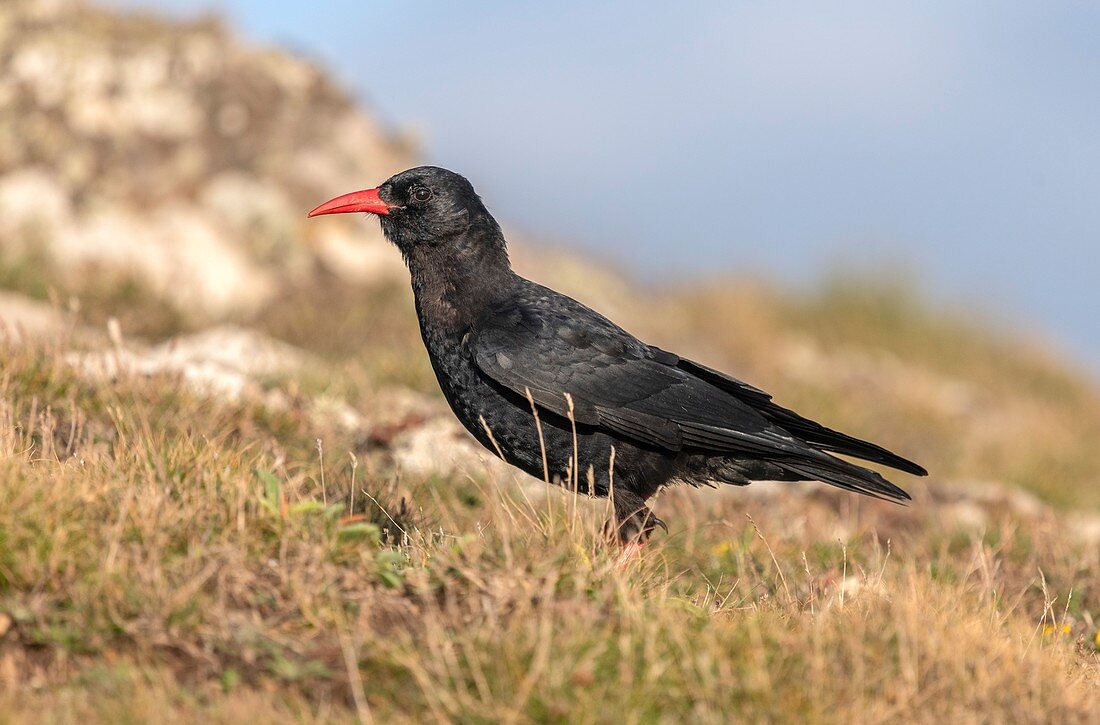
307;188;391;217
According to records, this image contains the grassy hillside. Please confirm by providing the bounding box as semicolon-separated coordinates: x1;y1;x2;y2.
0;266;1097;723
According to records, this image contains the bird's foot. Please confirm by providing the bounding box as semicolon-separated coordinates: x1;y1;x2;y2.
612;514;667;568
603;505;667;546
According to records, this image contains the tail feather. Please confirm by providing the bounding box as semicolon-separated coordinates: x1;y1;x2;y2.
674;356;928;476
779;455;912;503
766;412;927;477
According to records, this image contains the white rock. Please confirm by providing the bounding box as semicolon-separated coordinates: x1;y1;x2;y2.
0;169;72;242
0;291;66;341
67;325;307;400
200;173;294;241
313;225;405;284
50;205;275;316
391;417;503;477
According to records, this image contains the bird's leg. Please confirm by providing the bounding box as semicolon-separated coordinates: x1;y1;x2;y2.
604;490;667;546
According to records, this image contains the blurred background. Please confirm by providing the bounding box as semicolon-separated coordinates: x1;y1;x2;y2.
106;0;1100;370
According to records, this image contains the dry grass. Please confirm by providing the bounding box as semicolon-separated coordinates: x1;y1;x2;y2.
0;314;1097;722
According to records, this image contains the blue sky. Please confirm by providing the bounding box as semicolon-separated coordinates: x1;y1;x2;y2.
115;1;1100;370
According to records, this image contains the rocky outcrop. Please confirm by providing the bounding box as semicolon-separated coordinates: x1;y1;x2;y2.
0;0;415;318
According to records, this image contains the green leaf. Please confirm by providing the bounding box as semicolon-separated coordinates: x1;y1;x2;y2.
337;522;382;544
255;468;281;513
668;598;709;620
221;668;240;692
290;501;326;516
378;569;403;588
375;549;406;588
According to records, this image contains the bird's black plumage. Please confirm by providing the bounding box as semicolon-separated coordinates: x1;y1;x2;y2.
309;166;927;542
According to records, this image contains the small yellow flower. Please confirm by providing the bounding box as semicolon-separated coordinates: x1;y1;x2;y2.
1042;624;1072;637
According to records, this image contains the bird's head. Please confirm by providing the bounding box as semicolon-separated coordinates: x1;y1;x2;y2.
308;166;499;255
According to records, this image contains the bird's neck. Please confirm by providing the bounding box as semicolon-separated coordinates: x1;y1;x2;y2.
405;229;516;332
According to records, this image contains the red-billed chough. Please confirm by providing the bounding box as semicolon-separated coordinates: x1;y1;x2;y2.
309;166;927;543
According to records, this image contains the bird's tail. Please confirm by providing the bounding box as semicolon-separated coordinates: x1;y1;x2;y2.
779;455;911;503
691;454;911;504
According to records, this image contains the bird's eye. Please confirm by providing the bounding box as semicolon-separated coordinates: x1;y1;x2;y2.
412;187;432;203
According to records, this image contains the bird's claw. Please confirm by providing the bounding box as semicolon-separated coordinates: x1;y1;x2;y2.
649;513;669;535
605;506;667;546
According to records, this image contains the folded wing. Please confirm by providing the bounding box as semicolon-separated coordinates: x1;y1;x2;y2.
467;285;920;501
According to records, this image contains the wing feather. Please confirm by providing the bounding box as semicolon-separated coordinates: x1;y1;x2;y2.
469;287;837;464
660;351;928;476
466;282;920;502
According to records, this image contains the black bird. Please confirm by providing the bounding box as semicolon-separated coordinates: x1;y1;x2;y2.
309;167;927;543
